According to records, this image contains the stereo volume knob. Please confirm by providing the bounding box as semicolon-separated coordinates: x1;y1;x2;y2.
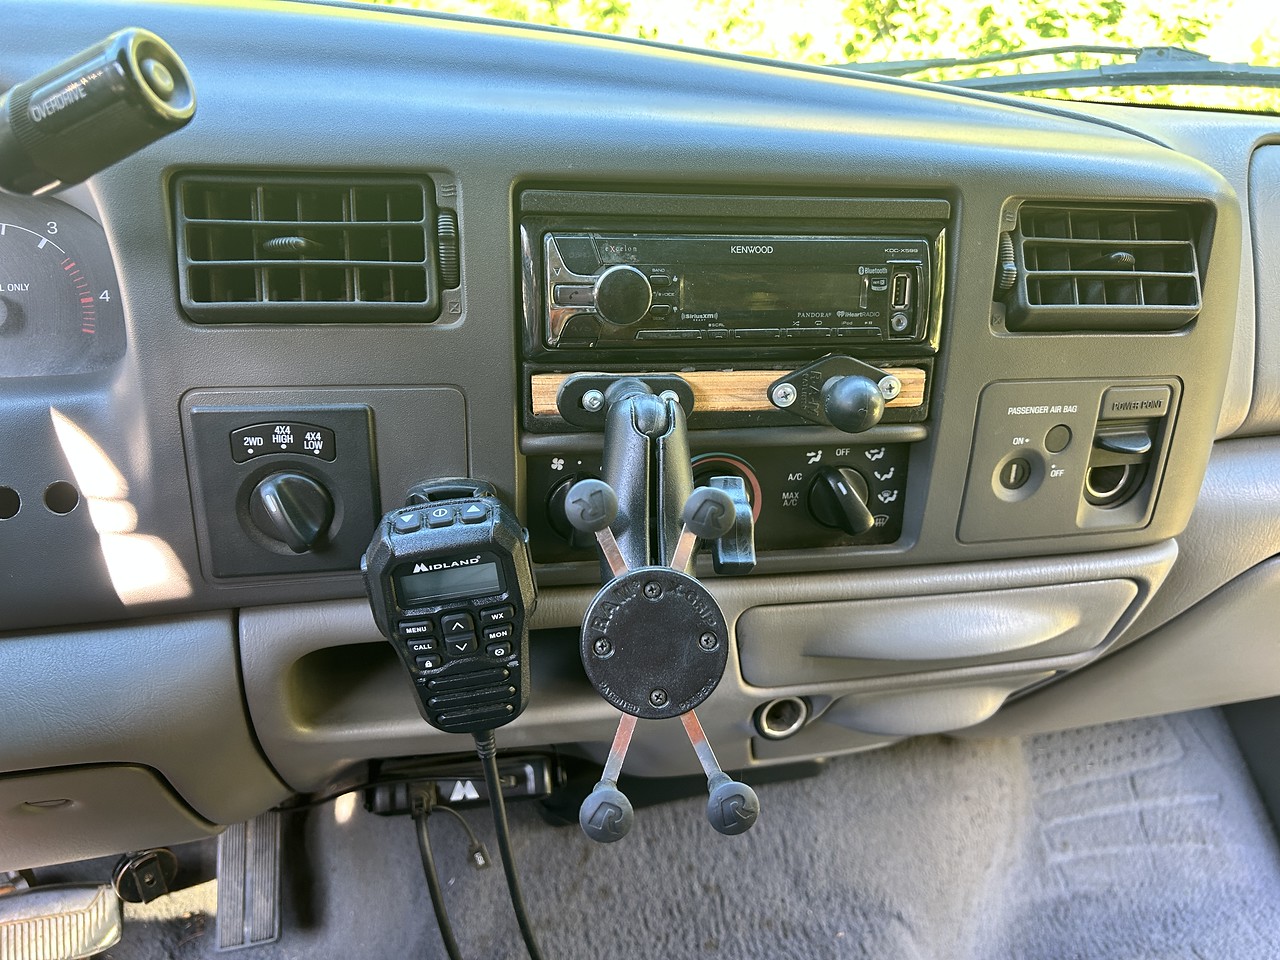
593;265;653;326
808;467;876;537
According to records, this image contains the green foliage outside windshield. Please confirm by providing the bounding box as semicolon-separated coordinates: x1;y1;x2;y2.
363;0;1280;112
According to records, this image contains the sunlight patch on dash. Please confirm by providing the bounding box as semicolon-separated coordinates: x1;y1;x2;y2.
333;792;357;825
50;408;193;605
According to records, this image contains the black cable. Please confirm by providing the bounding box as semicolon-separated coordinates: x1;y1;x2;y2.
412;793;465;960
474;730;546;960
432;804;479;846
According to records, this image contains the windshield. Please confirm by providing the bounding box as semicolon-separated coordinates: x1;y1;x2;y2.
351;0;1280;113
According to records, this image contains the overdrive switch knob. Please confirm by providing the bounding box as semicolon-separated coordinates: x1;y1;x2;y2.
249;471;334;553
808;466;876;537
822;375;886;434
593;265;653;326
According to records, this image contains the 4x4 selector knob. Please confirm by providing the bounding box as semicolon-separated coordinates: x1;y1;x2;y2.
593;265;653;326
808;466;876;537
248;471;334;553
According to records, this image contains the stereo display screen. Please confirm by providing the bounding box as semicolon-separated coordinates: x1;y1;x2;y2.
682;266;873;316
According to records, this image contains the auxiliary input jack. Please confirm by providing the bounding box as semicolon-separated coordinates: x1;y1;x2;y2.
755;697;809;740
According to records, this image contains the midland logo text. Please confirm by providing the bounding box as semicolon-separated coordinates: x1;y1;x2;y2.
412;556;481;574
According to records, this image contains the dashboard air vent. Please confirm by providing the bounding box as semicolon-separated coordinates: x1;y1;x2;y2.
176;173;457;323
1003;204;1202;332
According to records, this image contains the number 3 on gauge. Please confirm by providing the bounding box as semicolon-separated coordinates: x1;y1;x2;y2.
0;196;126;379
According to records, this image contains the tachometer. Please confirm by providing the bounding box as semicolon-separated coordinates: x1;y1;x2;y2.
0;192;125;378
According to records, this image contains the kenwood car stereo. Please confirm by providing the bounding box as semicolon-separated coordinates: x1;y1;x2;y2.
532;231;935;349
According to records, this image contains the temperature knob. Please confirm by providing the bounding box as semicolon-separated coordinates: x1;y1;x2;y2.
593;265;652;326
808;467;876;537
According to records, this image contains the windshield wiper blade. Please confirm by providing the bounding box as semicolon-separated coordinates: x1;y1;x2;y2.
846;44;1280;94
850;43;1155;77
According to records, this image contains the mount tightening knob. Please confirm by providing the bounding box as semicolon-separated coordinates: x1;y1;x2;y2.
579;781;635;843
706;773;760;836
593;265;653;326
822;375;886;434
564;478;620;533
681;487;736;539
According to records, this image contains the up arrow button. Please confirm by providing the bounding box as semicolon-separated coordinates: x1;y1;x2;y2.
460;503;489;524
441;613;476;635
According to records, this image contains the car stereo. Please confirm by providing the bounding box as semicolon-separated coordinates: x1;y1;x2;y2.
532;231;934;349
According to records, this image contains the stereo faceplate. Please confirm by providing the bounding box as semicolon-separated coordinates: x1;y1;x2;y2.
536;232;931;349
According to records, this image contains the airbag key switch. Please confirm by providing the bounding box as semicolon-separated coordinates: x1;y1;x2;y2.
363;479;535;734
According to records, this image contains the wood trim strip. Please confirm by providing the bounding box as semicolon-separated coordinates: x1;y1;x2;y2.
530;367;926;417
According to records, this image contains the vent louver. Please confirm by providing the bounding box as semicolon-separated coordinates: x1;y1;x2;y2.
1003;204;1202;332
176;173;457;323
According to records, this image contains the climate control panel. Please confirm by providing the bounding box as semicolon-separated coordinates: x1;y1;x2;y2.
526;441;911;564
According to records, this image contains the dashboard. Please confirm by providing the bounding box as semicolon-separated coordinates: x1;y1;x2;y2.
2;0;1280;873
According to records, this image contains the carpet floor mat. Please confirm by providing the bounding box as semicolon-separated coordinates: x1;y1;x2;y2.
103;709;1280;959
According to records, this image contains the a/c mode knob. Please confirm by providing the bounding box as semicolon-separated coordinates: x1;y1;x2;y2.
808;466;876;537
